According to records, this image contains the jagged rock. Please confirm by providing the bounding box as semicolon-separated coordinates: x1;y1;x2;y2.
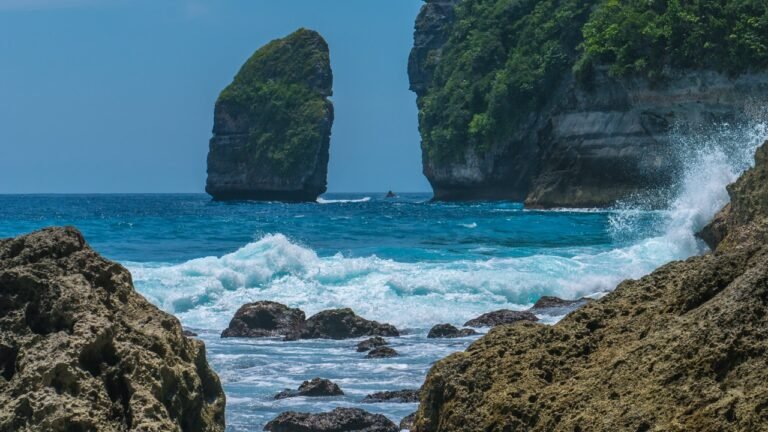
411;142;768;431
0;227;225;431
291;308;399;340
357;336;389;352
528;296;594;314
427;324;477;338
366;346;399;359
400;413;416;431
221;301;305;338
274;377;343;400
206;28;333;202
362;389;420;404
264;407;399;432
463;310;538;328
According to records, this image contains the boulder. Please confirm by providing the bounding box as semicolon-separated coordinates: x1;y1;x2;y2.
356;336;389;352
221;301;305;338
427;324;477;338
274;377;343;400
292;308;399;340
0;227;225;431
366;346;399;359
400;413;416;431
463;310;538;328
264;407;399;432
362;389;420;403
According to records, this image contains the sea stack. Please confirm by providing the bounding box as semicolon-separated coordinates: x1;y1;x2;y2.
206;28;333;202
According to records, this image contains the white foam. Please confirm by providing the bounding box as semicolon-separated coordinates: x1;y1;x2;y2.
316;197;371;204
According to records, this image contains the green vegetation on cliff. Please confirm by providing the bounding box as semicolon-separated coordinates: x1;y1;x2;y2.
417;0;768;163
217;28;332;175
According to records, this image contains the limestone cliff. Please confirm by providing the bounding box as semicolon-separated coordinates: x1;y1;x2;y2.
412;141;768;431
206;28;333;202
0;227;226;431
409;0;768;206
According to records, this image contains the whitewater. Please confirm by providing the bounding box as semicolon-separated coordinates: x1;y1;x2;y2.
0;122;764;430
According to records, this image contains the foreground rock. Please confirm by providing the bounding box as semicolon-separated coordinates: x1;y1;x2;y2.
357;336;389;352
400;413;416;431
363;389;420;403
274;377;343;400
292;308;399;340
366;346;399;359
0;227;225;431
463;310;538;328
221;301;305;338
427;324;477;338
206;28;333;202
264;407;398;432
412;142;768;431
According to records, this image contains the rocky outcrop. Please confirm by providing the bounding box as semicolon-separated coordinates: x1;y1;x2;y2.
463;310;538;328
411;142;768;431
206;28;333;202
290;308;399;340
221;301;305;338
427;324;477;338
357;336;389;352
274;378;343;400
0;227;225;431
264;408;399;432
366;346;399;359
400;413;416;431
362;390;420;404
409;0;768;207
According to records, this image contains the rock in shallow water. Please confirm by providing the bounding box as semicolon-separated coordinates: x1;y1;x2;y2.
366;346;399;359
427;324;477;338
274;377;343;400
362;389;420;403
463;310;538;327
0;227;226;431
264;407;399;432
221;301;305;338
357;336;389;352
290;308;399;340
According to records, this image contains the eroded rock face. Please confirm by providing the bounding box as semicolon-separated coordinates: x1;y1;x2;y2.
206;28;333;202
264;407;399;432
0;227;225;432
463;310;538;328
412;142;768;431
427;324;477;338
274;377;343;400
221;301;305;338
293;308;399;340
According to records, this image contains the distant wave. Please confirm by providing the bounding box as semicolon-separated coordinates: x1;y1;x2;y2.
316;197;371;204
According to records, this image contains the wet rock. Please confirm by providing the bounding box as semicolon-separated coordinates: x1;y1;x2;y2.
264;407;399;432
400;413;416;431
427;324;477;338
183;330;199;337
357;336;389;352
463;310;538;328
412;141;768;431
366;346;399;359
362;389;420;403
385;191;397;198
274;377;343;399
0;227;225;431
293;308;399;340
222;301;305;338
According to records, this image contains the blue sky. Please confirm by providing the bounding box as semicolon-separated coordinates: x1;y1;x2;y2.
0;0;429;193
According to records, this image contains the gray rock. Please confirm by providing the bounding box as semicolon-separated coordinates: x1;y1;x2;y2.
427;324;478;338
366;346;400;359
357;336;389;352
264;407;399;432
362;389;419;403
274;377;343;400
222;301;305;338
463;310;538;328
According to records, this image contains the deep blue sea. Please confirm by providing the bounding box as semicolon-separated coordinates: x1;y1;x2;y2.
0;123;764;431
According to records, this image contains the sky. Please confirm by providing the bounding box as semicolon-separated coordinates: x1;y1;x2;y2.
0;0;430;193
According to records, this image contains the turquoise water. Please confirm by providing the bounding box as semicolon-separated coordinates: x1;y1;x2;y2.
0;123;764;430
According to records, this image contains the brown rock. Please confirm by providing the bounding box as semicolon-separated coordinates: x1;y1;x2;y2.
221;301;305;338
463;310;538;327
427;324;477;338
292;308;399;340
274;377;343;400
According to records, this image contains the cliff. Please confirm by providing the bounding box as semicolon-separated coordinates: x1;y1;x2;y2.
409;0;768;206
0;227;226;431
206;28;333;202
411;141;768;431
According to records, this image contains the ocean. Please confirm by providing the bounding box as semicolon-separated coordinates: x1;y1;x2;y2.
0;123;764;430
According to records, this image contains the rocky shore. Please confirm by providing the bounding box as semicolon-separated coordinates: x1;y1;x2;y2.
0;227;226;431
410;141;768;431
